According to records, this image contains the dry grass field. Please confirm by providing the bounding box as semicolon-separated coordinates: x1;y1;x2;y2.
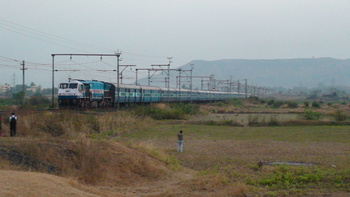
0;99;349;196
124;124;350;196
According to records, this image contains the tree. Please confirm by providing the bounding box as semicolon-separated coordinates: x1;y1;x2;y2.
12;91;24;105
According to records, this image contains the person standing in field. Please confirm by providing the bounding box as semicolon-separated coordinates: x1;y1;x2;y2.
177;130;183;152
9;113;17;137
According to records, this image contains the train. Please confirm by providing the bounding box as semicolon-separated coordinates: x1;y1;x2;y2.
57;79;246;108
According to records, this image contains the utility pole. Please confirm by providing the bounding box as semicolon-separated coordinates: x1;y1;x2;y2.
237;80;240;93
167;57;172;102
116;52;121;108
20;60;27;106
51;55;55;108
178;69;182;102
244;79;248;98
190;64;194;103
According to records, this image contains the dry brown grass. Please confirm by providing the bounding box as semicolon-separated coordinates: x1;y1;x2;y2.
0;170;104;197
0;110;175;189
0;137;173;186
0;100;348;196
1;110;153;138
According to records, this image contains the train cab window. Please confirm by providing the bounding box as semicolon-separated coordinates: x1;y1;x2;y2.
69;83;78;89
60;83;68;89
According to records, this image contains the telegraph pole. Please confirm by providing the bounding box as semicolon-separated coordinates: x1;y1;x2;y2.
190;64;194;98
167;57;172;102
51;55;55;108
244;79;248;98
116;52;121;108
20;60;27;106
237;80;240;93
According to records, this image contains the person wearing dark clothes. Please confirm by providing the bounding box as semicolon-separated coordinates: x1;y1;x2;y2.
9;113;17;137
177;130;183;152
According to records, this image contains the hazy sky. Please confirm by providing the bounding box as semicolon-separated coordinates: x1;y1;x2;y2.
1;0;350;87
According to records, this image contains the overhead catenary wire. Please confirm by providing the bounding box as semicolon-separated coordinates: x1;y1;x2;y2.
0;19;113;53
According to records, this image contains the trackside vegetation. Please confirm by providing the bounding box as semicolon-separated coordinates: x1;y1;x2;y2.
0;97;349;196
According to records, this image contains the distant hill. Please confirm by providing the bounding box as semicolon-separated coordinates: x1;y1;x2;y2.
138;58;350;89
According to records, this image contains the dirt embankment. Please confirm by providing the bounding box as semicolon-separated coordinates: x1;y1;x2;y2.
0;138;197;197
0;170;102;197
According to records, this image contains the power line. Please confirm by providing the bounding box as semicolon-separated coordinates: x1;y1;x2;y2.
0;19;114;52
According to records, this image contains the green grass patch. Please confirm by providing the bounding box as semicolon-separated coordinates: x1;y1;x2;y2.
255;165;350;191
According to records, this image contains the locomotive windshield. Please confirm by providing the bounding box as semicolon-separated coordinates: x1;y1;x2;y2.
60;83;78;89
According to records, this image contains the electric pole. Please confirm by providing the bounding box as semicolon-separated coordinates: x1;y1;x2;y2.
167;57;172;102
244;79;248;98
237;80;240;93
116;52;121;108
20;60;27;106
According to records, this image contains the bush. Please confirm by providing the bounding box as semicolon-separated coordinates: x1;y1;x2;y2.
300;110;322;120
29;94;50;109
273;100;283;108
312;101;320;108
334;110;347;121
248;96;259;102
248;115;260;126
134;105;185;120
267;115;279;126
287;101;298;109
226;98;243;106
303;101;309;108
267;100;275;105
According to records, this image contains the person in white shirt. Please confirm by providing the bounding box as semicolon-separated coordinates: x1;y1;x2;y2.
9;113;17;137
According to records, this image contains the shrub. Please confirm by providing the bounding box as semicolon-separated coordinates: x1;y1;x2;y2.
273;100;283;108
287;101;298;109
267;100;275;105
134;105;185;120
312;101;320;108
248;115;260;126
267;115;279;126
248;96;259;102
172;103;200;115
28;94;50;109
300;110;322;120
226;98;242;106
334;110;347;121
303;101;309;108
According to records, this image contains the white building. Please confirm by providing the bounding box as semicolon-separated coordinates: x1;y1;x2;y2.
0;83;11;93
